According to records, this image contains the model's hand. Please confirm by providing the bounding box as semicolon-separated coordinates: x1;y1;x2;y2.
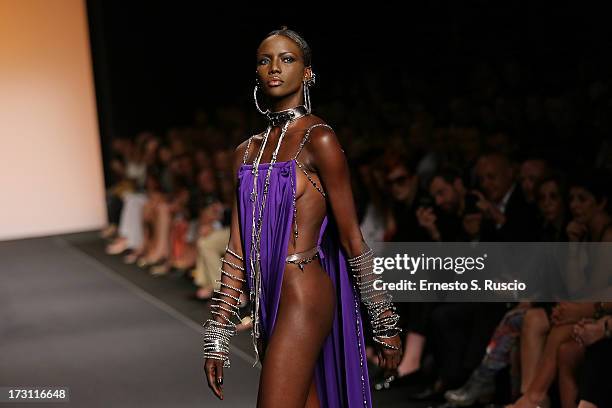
204;358;224;400
375;335;402;372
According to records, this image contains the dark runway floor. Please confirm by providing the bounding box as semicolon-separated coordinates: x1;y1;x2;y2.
1;231;435;407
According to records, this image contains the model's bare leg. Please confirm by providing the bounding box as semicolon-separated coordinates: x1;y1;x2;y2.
520;308;550;392
304;375;320;408
257;261;335;408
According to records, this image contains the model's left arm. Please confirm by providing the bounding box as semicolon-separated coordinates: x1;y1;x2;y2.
308;125;402;370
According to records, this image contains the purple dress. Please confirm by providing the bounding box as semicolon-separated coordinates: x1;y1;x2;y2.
237;157;373;408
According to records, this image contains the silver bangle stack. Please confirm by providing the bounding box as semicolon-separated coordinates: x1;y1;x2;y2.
347;245;402;351
202;246;246;368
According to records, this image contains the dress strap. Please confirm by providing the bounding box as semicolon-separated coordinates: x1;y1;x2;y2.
292;123;334;161
292;123;333;198
242;134;256;164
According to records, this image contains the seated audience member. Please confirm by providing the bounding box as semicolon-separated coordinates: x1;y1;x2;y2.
474;152;541;241
106;173;158;256
574;312;612;408
105;133;161;255
444;303;532;406
384;154;430;242
100;137;133;239
149;164;206;276
509;169;611;408
518;157;550;204
535;174;569;241
416;165;478;242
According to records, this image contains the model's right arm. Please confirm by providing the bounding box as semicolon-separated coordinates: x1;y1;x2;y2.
203;141;249;400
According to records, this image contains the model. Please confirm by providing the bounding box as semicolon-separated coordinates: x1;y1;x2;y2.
203;26;402;408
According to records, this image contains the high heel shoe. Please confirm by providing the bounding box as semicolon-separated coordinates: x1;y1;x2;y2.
137;256;166;269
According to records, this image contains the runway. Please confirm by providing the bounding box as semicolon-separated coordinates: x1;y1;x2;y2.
0;231;429;407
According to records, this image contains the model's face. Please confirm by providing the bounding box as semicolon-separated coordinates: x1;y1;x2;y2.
256;35;309;99
537;180;563;223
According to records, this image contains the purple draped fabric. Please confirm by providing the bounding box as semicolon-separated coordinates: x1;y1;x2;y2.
237;159;372;408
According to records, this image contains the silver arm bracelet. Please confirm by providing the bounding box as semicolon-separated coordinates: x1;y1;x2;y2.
203;246;245;368
203;319;237;368
347;244;402;349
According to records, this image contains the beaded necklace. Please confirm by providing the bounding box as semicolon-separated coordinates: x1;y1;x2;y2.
248;105;309;366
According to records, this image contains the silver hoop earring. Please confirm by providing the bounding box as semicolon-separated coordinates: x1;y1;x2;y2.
253;84;269;115
303;81;312;114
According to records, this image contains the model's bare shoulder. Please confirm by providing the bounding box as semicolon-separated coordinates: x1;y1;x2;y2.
306;121;345;157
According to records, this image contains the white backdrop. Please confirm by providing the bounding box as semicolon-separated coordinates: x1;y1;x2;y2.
0;0;106;241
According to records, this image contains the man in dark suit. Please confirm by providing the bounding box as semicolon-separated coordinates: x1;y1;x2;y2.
474;152;541;242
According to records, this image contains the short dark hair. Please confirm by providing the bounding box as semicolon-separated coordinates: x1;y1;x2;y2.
569;168;611;208
265;26;312;67
535;172;568;202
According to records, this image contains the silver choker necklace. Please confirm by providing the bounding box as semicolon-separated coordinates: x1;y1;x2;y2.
266;105;309;127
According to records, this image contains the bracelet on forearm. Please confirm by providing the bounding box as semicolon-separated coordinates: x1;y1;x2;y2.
203;319;237;367
373;336;401;350
202;246;245;368
347;243;402;349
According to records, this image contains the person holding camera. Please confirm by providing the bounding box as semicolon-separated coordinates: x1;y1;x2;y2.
416;166;483;242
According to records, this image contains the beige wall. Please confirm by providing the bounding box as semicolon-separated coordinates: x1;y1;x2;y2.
0;0;106;241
